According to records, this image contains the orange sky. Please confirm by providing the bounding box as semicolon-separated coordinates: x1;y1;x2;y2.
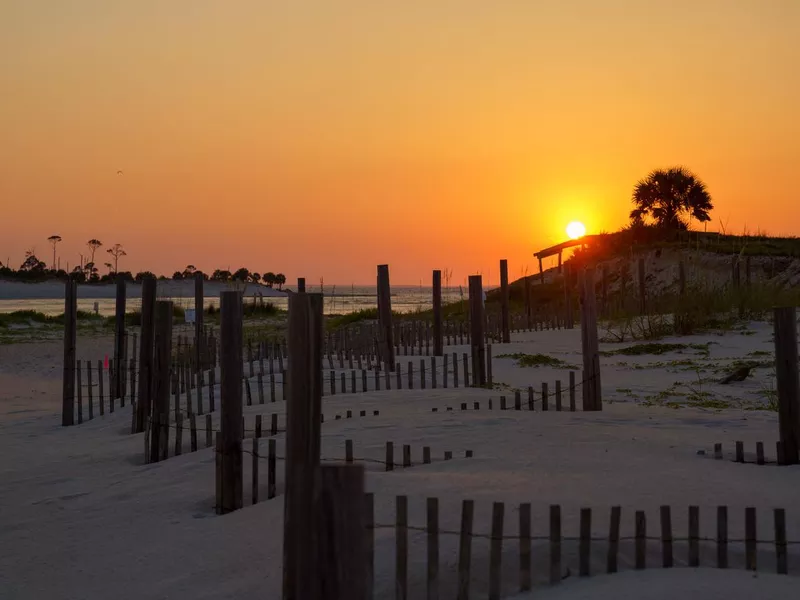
2;1;798;285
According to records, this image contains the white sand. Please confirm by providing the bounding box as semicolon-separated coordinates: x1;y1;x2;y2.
514;569;799;600
1;321;799;598
0;279;288;301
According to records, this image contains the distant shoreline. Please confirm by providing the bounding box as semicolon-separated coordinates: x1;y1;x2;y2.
0;279;289;301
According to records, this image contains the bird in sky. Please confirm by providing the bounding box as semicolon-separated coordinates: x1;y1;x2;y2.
116;170;123;175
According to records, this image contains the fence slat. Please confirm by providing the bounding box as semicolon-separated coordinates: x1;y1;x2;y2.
775;508;787;575
519;502;532;592
717;506;728;569
549;504;561;583
660;506;673;568
688;506;700;567
745;507;757;571
427;497;439;600
396;495;408;600
579;507;591;576
635;510;646;569
252;437;259;505
607;506;621;573
456;499;474;600
489;502;504;600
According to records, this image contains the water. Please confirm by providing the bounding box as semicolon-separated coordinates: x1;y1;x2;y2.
0;285;467;317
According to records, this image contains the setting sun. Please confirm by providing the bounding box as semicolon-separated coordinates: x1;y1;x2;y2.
566;221;587;240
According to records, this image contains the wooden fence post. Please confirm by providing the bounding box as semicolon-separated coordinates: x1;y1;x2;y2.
774;306;800;464
500;259;510;343
638;257;646;315
315;464;367;600
524;275;532;330
564;263;574;330
114;277;127;399
220;291;243;513
62;276;77;426
149;301;173;463
195;272;204;372
135;276;157;433
580;268;602;411
468;275;486;387
283;292;324;599
432;270;443;356
377;265;395;370
297;277;306;292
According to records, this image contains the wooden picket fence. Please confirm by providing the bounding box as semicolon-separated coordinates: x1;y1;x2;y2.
218;439;475;511
364;498;797;599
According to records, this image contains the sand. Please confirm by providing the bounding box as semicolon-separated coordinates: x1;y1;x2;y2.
1;320;799;598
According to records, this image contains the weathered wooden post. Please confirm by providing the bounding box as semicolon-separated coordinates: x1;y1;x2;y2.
62;276;77;426
524;275;533;330
500;259;510;343
135;276;157;433
468;275;486;386
678;260;686;296
774;307;800;465
432;270;443;356
149;300;173;463
220;290;244;513
195;272;204;371
113;277;126;399
638;257;646;315
601;265;608;317
283;291;324;599
315;464;367;599
580;268;602;411
564;263;574;329
377;265;395;371
297;277;306;293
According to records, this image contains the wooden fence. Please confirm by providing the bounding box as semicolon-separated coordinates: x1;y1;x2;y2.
358;498;798;599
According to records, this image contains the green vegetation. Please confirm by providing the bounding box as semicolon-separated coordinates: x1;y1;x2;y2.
496;352;576;369
325;308;380;330
601;342;710;357
0;310;103;328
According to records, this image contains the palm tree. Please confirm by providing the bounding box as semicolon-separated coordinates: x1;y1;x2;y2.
87;239;103;266
275;273;286;290
629;167;713;230
47;235;62;271
263;272;276;288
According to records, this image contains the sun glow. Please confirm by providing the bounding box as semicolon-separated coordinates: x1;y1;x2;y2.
566;221;586;240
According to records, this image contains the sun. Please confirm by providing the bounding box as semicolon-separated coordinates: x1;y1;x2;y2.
566;221;586;240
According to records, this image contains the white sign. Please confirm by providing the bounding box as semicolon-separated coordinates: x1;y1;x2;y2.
184;308;196;323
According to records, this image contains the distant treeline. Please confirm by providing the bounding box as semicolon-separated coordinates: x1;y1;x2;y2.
0;259;286;288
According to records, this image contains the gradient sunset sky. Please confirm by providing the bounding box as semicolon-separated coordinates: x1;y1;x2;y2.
2;1;798;285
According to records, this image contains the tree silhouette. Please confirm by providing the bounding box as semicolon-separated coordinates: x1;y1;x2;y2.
233;267;250;282
87;239;103;266
630;167;713;230
182;264;196;278
249;272;261;284
47;235;62;271
20;250;46;272
275;273;286;290
263;272;276;288
106;244;127;274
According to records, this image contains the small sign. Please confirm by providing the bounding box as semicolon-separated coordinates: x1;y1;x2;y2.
184;308;196;323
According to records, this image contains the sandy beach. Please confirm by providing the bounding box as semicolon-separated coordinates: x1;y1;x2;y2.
1;317;799;599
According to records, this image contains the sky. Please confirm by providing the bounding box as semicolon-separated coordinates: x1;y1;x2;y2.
2;1;798;286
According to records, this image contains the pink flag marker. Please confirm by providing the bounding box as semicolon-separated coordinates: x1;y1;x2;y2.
104;355;109;370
